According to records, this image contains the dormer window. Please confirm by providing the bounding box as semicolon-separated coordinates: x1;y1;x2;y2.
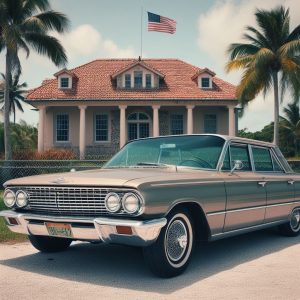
111;60;165;90
134;71;143;88
201;77;210;88
192;68;215;90
60;77;70;88
125;74;131;88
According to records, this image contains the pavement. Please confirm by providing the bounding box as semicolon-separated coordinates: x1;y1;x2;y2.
0;229;299;300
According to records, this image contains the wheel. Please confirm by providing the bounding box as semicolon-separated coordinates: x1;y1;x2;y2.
28;235;72;253
278;208;300;237
143;208;194;278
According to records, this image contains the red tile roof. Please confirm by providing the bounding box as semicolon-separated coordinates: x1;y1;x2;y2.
26;59;237;101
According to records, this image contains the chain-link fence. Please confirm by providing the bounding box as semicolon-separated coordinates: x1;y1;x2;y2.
0;160;107;188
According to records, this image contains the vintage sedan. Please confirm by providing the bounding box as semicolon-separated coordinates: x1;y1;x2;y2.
1;134;300;277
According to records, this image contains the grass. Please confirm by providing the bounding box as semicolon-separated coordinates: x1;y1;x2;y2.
0;190;28;243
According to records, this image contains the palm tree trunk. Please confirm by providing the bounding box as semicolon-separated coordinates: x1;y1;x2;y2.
4;50;12;160
295;137;298;157
272;71;279;146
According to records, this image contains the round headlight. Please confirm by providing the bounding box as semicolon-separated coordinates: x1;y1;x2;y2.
3;189;16;208
16;191;28;208
122;193;141;214
105;192;121;213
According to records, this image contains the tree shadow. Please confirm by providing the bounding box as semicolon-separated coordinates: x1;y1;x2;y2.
1;229;299;294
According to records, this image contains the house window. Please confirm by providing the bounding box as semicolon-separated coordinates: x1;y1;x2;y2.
128;112;150;140
146;74;152;88
95;114;109;141
204;114;217;133
171;114;184;135
125;74;131;88
134;71;143;88
60;77;70;88
56;113;69;142
201;77;210;88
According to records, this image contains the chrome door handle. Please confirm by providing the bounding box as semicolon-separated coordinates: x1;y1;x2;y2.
287;180;295;185
258;181;267;187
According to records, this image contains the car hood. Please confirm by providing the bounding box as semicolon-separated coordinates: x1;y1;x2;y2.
4;166;223;188
4;167;177;187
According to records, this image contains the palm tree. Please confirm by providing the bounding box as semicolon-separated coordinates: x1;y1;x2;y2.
226;6;300;146
280;102;300;156
0;0;70;160
0;73;27;124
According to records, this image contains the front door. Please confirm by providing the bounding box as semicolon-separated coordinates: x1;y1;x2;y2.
223;143;267;232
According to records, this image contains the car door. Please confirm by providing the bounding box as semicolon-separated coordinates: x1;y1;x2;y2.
223;143;267;232
254;147;295;222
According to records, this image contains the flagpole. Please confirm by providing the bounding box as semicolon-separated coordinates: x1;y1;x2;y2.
140;6;143;59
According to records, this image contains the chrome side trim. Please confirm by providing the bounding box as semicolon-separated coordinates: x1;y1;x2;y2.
207;201;300;216
151;180;225;187
0;210;167;247
210;220;286;241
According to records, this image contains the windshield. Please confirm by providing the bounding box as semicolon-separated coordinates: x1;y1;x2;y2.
104;135;225;170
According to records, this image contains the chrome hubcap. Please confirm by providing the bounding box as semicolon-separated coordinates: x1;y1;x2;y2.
166;220;188;262
290;209;300;232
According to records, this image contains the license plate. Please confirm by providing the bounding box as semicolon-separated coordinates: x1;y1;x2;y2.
46;222;73;238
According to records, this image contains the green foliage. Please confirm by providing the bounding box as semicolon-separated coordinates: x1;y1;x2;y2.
0;121;37;157
0;73;27;123
0;0;70;160
227;6;300;145
239;101;300;157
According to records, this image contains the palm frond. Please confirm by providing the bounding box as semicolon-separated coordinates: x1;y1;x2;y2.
225;55;254;72
23;0;50;17
279;40;300;57
23;10;70;34
245;26;271;48
227;42;258;60
24;33;67;66
287;24;300;41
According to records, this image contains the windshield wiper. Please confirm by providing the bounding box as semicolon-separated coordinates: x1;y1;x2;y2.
136;162;169;167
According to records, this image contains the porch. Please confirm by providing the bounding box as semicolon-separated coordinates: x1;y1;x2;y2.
37;102;237;159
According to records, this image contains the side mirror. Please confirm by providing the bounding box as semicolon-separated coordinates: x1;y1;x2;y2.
230;160;243;174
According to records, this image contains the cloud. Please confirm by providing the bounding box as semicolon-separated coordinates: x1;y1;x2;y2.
197;0;300;131
55;24;136;60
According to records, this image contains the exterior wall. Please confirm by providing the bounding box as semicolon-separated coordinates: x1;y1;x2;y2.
194;106;229;135
42;104;232;158
44;107;80;151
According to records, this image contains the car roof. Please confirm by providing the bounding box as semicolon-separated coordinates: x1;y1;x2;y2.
129;134;276;148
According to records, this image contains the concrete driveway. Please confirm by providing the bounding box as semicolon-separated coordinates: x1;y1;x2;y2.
0;229;299;300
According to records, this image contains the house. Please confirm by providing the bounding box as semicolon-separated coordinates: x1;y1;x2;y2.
26;58;237;159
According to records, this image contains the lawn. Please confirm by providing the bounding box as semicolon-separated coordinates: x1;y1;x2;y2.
0;191;28;243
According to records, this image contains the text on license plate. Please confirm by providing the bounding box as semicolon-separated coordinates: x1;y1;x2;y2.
46;222;73;238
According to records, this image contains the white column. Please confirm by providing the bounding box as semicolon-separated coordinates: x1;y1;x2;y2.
79;105;87;159
38;106;45;152
228;106;236;136
119;105;127;148
186;105;195;134
152;105;160;137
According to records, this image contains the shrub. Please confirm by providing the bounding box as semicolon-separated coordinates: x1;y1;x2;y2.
13;149;77;160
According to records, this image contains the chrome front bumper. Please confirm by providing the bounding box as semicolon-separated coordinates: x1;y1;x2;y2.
0;210;167;247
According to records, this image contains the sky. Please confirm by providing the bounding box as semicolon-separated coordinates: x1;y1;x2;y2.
0;0;299;131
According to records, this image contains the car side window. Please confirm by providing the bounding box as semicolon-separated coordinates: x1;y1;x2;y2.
252;147;273;171
230;144;251;171
271;152;284;172
222;147;231;170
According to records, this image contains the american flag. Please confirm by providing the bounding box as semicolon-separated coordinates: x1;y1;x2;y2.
147;12;176;34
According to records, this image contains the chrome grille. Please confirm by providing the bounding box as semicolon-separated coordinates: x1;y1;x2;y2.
23;186;113;216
